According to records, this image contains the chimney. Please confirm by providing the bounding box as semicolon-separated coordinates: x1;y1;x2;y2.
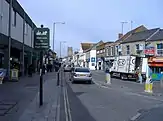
118;33;123;39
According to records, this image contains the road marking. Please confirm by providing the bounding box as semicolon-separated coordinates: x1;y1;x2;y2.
63;87;72;121
93;78;163;102
65;87;72;121
130;113;141;121
126;92;163;102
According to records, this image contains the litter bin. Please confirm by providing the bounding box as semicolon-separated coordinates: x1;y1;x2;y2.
105;69;111;84
11;69;19;81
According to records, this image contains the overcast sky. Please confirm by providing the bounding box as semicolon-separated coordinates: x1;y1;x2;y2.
18;0;163;56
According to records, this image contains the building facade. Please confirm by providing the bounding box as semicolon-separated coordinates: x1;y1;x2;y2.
0;0;37;76
96;41;105;70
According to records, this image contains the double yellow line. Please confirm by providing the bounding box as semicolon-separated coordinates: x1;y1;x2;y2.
63;87;72;121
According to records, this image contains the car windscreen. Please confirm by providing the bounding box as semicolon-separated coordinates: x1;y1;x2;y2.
75;68;90;72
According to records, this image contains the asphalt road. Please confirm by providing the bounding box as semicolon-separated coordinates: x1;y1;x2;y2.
62;71;163;121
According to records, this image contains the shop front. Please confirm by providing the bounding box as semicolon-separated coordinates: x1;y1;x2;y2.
148;57;163;81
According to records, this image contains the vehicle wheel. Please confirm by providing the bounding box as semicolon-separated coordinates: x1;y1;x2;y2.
88;81;92;84
121;74;125;80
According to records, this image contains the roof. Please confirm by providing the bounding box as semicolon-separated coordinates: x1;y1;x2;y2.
148;29;163;41
81;43;94;51
115;25;147;43
84;40;103;52
121;28;160;44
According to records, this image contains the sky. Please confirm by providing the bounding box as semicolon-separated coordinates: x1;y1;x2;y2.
18;0;163;56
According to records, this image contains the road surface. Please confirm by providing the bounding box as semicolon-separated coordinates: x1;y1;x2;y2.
60;71;163;121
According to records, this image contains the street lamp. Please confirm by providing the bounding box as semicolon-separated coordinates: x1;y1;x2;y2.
53;22;65;52
121;21;128;34
60;41;66;58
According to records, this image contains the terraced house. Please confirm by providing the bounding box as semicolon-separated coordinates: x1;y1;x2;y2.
104;25;147;70
0;0;38;77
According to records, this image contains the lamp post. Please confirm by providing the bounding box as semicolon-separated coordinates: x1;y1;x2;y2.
60;41;66;58
8;0;12;79
121;21;128;34
53;22;65;51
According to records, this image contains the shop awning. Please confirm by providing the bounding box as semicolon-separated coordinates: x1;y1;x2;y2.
148;57;163;63
149;63;163;67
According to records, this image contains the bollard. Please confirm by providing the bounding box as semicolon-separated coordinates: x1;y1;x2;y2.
57;71;60;86
105;69;111;84
144;76;153;93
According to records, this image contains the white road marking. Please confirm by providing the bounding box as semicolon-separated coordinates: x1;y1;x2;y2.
63;88;69;121
65;87;73;121
93;78;163;102
130;113;141;121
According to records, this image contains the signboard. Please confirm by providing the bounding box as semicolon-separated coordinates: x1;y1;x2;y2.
34;28;50;50
144;46;155;55
91;57;95;62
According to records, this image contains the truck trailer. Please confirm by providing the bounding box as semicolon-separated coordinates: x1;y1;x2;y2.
110;55;148;81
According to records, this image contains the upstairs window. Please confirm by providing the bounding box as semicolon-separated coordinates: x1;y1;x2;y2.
157;43;163;55
126;45;130;55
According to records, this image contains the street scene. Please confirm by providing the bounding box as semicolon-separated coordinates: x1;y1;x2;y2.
0;0;163;121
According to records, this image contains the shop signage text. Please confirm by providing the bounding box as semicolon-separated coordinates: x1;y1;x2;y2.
34;28;50;50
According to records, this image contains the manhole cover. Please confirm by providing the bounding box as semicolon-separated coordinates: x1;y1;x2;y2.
0;100;17;116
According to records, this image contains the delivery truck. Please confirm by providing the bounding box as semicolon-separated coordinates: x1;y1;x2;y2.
110;55;148;81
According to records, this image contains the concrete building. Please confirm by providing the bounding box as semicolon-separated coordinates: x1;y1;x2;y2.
80;43;94;68
121;28;160;57
96;41;105;70
0;0;37;76
67;47;73;57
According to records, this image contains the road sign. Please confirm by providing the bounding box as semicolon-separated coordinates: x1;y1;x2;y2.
34;28;50;50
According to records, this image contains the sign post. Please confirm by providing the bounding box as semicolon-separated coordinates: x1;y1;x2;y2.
34;25;50;106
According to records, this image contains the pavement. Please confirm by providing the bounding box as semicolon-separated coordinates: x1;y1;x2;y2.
0;72;59;121
18;72;60;121
1;70;163;121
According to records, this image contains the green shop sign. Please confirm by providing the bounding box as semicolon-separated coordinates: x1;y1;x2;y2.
34;27;50;50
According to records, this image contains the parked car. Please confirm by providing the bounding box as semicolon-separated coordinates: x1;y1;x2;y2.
72;67;92;84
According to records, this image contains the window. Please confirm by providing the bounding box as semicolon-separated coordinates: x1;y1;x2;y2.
157;43;163;55
136;44;139;50
75;68;90;72
111;46;114;56
12;9;16;27
126;45;130;55
116;46;118;55
92;63;95;66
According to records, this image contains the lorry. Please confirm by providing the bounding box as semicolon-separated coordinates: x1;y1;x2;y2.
110;55;148;81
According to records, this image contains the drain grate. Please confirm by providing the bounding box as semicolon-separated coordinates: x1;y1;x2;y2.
0;100;17;116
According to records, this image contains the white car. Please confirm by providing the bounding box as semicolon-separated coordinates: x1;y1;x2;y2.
72;67;92;84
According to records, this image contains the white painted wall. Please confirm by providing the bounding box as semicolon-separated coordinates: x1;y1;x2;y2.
0;0;32;47
24;23;32;47
1;0;9;36
11;8;23;43
89;50;96;70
